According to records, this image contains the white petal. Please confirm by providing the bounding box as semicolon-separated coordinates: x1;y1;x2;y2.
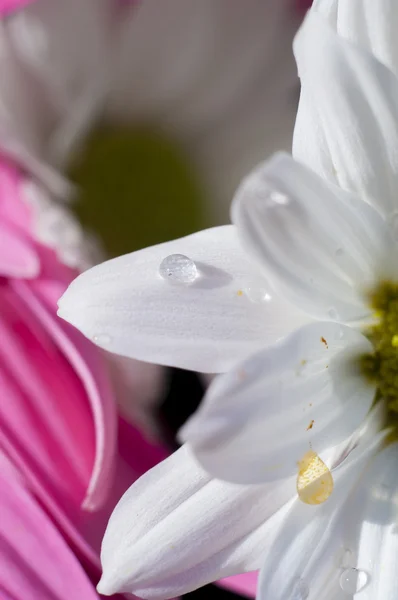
58;226;309;373
339;443;398;600
257;430;386;600
293;11;398;217
231;152;393;321
313;0;398;78
180;321;374;485
97;444;295;600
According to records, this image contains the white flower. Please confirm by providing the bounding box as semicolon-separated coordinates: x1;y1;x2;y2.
0;0;299;223
58;3;398;599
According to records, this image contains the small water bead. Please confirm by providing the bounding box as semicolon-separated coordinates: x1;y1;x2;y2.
159;254;198;284
339;568;368;594
291;577;309;600
244;286;272;304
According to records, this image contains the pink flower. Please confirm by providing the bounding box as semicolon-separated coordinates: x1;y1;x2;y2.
0;0;35;16
0;154;167;596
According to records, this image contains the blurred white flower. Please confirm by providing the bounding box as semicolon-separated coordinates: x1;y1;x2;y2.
0;0;300;224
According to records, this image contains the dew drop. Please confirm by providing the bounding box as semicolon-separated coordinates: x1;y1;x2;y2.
244;286;272;304
297;450;334;505
339;568;368;594
328;308;339;320
92;333;111;345
291;577;309;600
159;254;198;284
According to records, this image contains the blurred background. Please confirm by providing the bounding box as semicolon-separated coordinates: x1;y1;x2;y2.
0;1;309;599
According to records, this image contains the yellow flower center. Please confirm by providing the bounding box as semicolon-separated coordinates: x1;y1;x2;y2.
360;281;398;423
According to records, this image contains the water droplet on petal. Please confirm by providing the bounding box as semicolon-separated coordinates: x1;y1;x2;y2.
92;333;111;345
297;450;334;505
339;568;368;594
244;286;272;304
291;577;309;600
159;254;198;284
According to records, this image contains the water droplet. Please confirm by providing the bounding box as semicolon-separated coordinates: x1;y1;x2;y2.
291;577;309;600
339;568;368;594
244;286;272;304
335;248;344;257
297;450;334;505
269;191;289;205
159;254;198;284
92;333;111;345
328;308;339;320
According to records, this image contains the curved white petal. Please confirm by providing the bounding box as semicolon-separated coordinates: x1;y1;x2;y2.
313;0;398;78
97;444;295;600
58;226;309;373
293;10;398;217
180;321;374;485
338;443;398;600
257;429;387;600
231;152;393;321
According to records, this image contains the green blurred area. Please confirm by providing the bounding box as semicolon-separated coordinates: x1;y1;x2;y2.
68;126;208;257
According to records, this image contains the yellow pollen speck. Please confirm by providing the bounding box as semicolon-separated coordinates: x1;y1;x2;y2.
297;450;334;505
306;419;315;431
392;335;398;348
237;290;243;297
320;336;328;349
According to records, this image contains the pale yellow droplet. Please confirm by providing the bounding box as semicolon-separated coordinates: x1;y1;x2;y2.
297;450;334;505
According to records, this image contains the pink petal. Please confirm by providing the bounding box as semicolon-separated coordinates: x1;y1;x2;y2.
0;221;39;278
218;572;258;598
0;283;97;509
13;278;118;511
0;0;36;16
0;157;31;232
0;451;98;600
